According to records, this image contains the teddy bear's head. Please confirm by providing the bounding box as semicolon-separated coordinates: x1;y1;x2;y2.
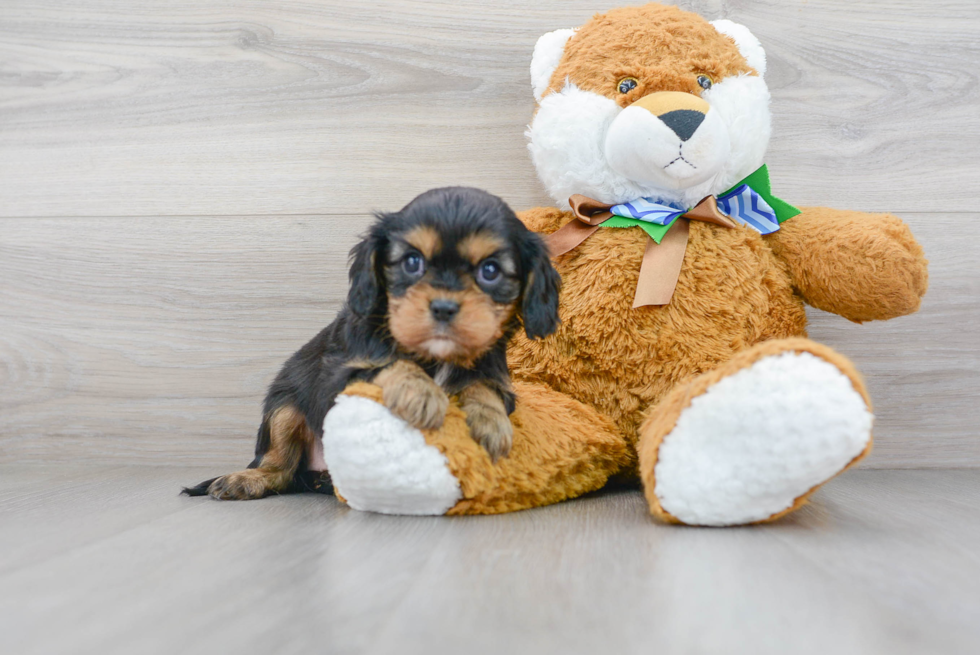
528;4;771;210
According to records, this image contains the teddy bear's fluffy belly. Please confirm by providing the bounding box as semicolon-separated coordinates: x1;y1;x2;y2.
508;222;807;450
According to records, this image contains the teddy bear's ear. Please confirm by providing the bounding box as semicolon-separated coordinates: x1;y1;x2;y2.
710;19;767;76
530;28;576;101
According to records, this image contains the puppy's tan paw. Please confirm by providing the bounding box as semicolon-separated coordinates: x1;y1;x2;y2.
459;382;513;461
465;404;513;462
208;470;275;500
375;361;449;430
385;383;449;430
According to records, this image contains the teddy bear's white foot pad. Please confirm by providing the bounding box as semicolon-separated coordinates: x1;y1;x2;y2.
322;395;461;515
654;352;873;526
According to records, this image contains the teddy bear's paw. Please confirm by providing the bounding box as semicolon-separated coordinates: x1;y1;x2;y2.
650;351;873;526
321;394;462;515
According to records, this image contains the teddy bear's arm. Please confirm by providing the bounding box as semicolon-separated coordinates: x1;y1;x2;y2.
323;380;630;515
765;207;928;323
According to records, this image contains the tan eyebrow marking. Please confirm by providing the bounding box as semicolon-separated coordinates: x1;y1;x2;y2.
459;232;505;265
402;225;442;259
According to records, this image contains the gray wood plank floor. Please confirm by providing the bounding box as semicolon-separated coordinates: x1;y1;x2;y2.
2;467;979;655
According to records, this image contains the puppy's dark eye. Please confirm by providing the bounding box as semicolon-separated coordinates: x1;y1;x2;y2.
618;77;639;94
697;74;713;91
477;260;501;284
402;253;424;276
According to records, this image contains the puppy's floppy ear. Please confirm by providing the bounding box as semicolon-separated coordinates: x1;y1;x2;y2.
518;230;561;340
347;219;388;317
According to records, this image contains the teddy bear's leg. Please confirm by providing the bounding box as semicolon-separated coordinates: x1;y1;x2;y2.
322;381;630;516
638;338;873;526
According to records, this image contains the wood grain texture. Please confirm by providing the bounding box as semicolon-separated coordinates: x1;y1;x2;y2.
0;0;978;216
0;1;977;468
2;466;979;655
0;215;361;465
1;212;976;467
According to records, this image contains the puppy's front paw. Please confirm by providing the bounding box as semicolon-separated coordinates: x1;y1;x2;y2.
459;382;513;461
375;361;449;430
465;405;513;462
385;383;449;430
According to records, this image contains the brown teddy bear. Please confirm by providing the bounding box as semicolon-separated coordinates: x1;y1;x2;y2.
321;3;928;525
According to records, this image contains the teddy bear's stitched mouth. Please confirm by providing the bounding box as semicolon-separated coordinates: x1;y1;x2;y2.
662;143;700;174
664;151;697;171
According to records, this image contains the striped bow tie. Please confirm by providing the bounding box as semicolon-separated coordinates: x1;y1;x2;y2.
544;165;800;307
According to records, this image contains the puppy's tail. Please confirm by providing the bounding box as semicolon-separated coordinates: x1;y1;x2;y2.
180;477;220;497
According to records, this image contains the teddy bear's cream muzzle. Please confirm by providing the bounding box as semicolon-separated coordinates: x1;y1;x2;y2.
604;91;732;191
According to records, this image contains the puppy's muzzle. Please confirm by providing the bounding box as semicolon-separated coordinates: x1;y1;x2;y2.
430;298;460;324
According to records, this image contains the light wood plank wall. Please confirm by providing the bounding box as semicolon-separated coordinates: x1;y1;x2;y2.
1;0;978;468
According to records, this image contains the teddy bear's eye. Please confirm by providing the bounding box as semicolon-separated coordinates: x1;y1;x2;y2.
617;77;639;94
697;75;713;91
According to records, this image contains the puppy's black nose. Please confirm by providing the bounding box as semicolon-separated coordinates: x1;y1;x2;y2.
430;299;460;323
659;109;705;142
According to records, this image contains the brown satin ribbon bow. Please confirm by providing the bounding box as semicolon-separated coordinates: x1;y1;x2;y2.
544;194;739;307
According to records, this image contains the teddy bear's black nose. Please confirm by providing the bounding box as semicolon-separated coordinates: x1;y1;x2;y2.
659;109;705;142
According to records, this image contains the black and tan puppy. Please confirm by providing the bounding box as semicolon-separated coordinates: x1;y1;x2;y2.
183;187;561;500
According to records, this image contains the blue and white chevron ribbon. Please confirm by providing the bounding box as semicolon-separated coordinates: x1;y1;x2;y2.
609;184;780;235
609;198;686;226
715;184;780;234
